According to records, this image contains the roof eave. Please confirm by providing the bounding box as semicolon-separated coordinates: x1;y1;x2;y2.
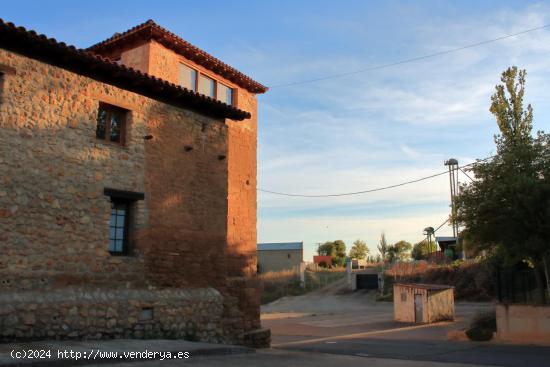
0;19;251;121
87;20;268;94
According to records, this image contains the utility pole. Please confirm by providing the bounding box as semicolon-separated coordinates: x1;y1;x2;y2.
444;158;463;258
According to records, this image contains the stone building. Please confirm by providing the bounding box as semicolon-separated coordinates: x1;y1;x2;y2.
0;19;268;346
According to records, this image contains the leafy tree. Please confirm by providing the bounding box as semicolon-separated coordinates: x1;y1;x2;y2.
332;240;347;266
377;232;388;262
349;239;369;259
387;240;412;263
411;240;438;260
456;66;550;300
317;240;347;267
317;242;336;257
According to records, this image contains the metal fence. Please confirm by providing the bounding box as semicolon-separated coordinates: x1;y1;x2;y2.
496;266;548;305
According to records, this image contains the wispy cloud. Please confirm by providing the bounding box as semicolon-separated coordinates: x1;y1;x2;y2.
256;3;550;261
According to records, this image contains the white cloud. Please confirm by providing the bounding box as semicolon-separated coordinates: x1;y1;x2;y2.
255;3;550;250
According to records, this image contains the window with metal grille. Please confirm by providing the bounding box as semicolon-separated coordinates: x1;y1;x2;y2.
96;103;127;144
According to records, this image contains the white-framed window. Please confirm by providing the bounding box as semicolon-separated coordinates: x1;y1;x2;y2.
179;63;197;92
178;62;234;105
217;83;233;105
199;74;216;98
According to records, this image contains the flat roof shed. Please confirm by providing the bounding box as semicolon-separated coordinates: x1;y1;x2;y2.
393;283;455;323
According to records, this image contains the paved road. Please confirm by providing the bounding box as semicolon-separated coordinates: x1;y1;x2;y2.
279;337;550;367
262;280;550;366
86;349;488;367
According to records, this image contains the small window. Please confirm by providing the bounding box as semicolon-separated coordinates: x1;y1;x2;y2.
96;103;127;145
217;83;233;105
0;72;5;103
104;188;145;256
287;253;291;259
109;200;129;255
179;63;197;92
401;292;407;302
199;74;216;98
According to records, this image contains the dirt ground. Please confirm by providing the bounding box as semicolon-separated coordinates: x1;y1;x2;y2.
261;278;493;346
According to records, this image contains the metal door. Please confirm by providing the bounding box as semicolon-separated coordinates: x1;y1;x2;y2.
414;294;424;323
356;274;378;289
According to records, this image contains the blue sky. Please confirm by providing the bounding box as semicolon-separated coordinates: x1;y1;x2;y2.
5;1;550;261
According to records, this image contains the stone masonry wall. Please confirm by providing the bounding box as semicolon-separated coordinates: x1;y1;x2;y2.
0;49;245;343
0;288;224;342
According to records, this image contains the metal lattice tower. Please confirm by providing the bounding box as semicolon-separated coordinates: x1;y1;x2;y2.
444;158;460;238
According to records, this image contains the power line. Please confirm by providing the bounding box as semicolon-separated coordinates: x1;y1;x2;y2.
434;218;449;233
459;167;475;181
268;24;550;88
258;156;494;198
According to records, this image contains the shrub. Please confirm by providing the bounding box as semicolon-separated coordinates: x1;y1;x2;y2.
466;310;496;341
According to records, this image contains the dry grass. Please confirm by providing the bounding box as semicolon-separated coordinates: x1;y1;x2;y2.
258;266;347;305
383;260;496;301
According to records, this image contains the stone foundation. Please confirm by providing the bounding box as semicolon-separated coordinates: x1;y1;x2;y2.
0;288;224;343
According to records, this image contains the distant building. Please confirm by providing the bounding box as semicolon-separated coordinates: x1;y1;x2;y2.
435;236;457;251
313;255;333;268
257;242;303;273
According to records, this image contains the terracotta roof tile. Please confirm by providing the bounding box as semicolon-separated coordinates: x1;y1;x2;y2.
88;20;268;94
0;19;251;121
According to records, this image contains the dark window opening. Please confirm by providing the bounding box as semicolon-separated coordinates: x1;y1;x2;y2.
104;188;145;256
96;103;127;144
109;200;129;255
0;72;4;103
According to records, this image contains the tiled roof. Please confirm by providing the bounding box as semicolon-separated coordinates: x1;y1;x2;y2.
257;242;303;251
0;19;251;121
88;20;268;94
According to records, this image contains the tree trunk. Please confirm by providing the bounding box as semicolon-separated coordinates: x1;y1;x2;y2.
533;262;546;305
543;255;550;302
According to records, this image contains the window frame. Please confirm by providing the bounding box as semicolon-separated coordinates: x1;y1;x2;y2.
179;63;198;92
178;61;235;106
0;64;17;104
96;102;128;146
104;188;145;257
109;199;130;256
0;72;4;104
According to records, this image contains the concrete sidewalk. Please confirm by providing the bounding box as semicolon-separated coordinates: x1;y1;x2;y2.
0;339;253;367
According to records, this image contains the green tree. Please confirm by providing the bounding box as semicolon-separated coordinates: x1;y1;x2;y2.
317;242;335;257
377;232;388;262
317;240;347;267
411;240;438;260
349;239;369;259
332;240;347;266
456;66;550;300
387;240;412;263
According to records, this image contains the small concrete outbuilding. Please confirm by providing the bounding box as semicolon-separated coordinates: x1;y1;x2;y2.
394;283;455;323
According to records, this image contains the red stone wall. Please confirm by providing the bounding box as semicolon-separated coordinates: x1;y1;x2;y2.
96;40;262;332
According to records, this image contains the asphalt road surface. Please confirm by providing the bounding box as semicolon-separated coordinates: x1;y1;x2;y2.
262;279;550;367
278;337;550;367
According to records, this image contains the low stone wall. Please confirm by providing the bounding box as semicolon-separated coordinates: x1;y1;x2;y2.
496;304;550;345
0;287;224;343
